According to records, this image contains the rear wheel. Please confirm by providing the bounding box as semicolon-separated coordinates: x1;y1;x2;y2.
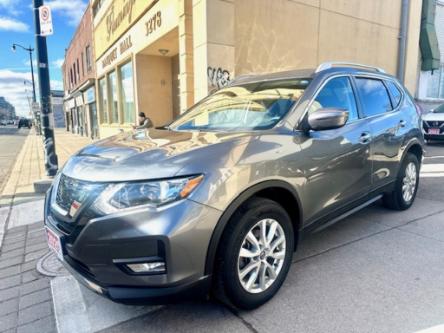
214;198;294;310
383;153;419;210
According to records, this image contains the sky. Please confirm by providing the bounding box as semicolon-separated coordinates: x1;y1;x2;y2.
0;0;88;117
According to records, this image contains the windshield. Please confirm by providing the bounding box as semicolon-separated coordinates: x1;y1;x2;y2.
170;78;311;132
434;104;444;113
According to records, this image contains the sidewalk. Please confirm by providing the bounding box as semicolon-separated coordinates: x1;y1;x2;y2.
0;129;92;333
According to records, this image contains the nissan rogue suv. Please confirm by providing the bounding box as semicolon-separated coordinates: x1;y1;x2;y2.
44;62;424;310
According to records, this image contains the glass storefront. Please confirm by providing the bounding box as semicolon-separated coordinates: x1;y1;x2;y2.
98;78;108;123
108;70;119;123
119;61;135;124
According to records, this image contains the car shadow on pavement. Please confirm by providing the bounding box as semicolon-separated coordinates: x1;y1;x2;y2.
99;300;252;333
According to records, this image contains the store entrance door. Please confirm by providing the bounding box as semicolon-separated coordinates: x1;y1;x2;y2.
135;28;180;127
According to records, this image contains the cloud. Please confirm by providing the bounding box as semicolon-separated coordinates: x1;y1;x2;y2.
0;0;22;16
0;70;33;117
23;59;37;68
0;16;28;32
0;70;64;117
0;0;14;4
45;0;88;27
52;58;64;68
51;80;64;90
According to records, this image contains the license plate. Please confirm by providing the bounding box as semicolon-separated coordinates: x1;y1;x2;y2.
46;227;64;261
428;128;440;135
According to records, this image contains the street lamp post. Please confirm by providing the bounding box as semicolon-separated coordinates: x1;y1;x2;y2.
11;44;36;103
11;43;41;134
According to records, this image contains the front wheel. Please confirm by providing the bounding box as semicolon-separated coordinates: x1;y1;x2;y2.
383;153;420;210
214;198;294;310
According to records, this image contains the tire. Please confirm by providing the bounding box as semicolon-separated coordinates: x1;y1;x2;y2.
214;197;294;310
383;153;420;211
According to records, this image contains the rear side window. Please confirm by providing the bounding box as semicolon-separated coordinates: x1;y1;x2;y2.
385;81;402;108
355;78;392;117
310;76;358;122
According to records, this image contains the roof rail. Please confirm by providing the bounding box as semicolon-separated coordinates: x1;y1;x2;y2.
315;62;386;74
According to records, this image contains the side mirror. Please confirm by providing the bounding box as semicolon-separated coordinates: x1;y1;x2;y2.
307;108;349;131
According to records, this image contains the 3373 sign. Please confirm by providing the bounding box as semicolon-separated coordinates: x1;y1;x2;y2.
145;11;161;36
39;5;53;36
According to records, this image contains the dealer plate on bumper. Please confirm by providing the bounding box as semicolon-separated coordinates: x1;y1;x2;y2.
428;128;440;135
46;226;64;262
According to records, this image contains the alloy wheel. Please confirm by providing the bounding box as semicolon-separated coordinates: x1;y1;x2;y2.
402;162;417;202
237;218;286;294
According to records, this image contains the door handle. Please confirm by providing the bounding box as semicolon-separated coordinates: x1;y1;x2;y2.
399;120;406;128
360;132;372;144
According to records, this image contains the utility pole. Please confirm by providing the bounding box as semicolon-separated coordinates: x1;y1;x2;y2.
33;0;58;176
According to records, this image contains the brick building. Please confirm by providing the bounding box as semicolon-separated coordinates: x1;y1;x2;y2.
62;3;98;138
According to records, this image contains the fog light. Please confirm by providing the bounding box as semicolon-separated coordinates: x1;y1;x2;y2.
126;261;166;273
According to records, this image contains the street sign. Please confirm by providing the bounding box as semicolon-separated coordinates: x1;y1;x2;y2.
39;5;53;36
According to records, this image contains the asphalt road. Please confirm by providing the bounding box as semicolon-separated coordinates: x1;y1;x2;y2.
99;142;444;333
0;127;29;193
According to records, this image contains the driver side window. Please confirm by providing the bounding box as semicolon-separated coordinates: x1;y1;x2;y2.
309;76;358;122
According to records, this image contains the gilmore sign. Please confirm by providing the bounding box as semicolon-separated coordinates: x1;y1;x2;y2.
96;0;177;77
94;0;155;59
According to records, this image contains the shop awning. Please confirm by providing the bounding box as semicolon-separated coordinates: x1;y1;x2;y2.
420;0;440;71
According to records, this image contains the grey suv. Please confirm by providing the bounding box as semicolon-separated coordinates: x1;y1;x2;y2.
44;62;424;309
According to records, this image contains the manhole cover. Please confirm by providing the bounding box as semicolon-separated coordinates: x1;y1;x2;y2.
36;251;68;277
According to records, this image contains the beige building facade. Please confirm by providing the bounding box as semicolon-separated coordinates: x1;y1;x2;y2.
91;0;422;138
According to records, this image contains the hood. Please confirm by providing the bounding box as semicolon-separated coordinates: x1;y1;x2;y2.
422;112;444;122
61;129;253;182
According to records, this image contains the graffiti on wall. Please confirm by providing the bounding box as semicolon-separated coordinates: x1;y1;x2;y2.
207;66;231;89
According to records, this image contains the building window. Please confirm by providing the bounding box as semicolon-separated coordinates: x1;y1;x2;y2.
69;68;73;88
85;45;92;72
98;77;108;123
119;61;135;124
426;65;444;99
73;64;76;84
108;70;119;123
76;58;80;81
81;52;84;77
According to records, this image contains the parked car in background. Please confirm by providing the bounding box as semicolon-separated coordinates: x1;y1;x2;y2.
18;118;31;129
0;120;7;126
44;62;424;310
423;104;444;142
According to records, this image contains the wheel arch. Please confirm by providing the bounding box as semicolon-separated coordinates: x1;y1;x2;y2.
204;180;303;276
405;142;423;163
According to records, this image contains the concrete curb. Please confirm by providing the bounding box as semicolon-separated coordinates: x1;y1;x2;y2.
51;275;160;333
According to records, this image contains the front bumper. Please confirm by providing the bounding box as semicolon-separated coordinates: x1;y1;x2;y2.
424;133;444;140
62;258;211;304
44;187;222;304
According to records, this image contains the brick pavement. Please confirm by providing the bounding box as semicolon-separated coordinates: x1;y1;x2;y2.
0;223;55;333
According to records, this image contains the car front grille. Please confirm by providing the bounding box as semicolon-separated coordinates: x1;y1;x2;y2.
423;120;444;129
55;174;102;214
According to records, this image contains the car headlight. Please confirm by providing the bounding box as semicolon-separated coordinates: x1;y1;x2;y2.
92;175;203;214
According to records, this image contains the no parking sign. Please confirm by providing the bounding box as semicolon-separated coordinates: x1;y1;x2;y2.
39;5;53;36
